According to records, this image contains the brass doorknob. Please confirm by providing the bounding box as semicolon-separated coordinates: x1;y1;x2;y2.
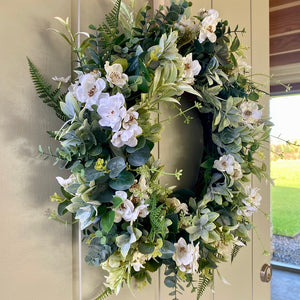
260;263;272;282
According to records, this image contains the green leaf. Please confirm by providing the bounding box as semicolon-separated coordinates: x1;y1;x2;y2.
107;156;126;178
88;144;103;156
144;260;162;272
248;92;259;101
166;11;179;22
109;170;135;190
230;36;240;52
65;183;80;194
126;136;146;153
164;275;176;288
60;92;80;119
85;168;105;181
214;111;221;126
101;210;115;233
138;243;155;254
112;196;123;208
159;240;176;259
58;201;70;216
128;144;151;167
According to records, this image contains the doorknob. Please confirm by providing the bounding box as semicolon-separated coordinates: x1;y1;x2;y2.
260;263;272;282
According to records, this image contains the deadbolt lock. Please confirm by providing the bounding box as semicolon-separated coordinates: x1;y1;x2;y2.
260;263;272;282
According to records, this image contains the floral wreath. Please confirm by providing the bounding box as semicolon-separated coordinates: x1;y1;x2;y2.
28;1;271;299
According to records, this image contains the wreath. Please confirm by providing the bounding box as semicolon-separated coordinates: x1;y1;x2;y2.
28;1;271;299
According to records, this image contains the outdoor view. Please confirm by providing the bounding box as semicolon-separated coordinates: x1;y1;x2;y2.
270;95;300;267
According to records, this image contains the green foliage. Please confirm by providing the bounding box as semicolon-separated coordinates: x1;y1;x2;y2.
196;274;211;300
27;58;67;121
148;194;168;241
94;287;113;300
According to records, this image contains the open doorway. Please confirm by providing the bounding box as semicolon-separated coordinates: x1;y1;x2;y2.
270;94;300;300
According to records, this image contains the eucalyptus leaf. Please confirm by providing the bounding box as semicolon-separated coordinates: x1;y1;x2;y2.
107;156;126;178
138;243;155;254
85;168;105;182
128;144;151;167
160;240;176;259
109;171;135;190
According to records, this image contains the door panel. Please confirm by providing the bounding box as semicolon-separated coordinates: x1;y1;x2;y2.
0;1;73;299
212;1;253;299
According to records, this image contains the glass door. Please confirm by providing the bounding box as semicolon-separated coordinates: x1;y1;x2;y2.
270;95;300;300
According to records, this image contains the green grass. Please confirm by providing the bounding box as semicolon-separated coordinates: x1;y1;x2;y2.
271;160;300;236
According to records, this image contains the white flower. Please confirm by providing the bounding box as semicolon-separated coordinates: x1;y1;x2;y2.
114;199;136;224
213;154;236;175
166;197;189;214
97;93;126;132
111;124;142;148
74;72;106;109
105;61;128;88
173;238;199;274
175;15;200;35
240;102;262;124
197;8;219;19
122;108;139;130
135;199;149;218
198;13;220;43
131;251;151;272
52;75;71;83
231;161;243;181
113;191;148;224
182;53;201;84
237;185;262;217
56;174;76;188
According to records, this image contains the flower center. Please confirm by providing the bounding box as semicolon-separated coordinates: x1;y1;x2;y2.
207;25;214;33
88;85;97;97
221;161;227;167
244;110;252;116
110;71;121;82
184;63;191;71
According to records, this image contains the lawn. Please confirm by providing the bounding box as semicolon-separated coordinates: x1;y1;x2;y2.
271;160;300;236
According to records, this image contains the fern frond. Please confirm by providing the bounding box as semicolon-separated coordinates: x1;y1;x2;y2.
27;57;68;121
149;194;167;240
105;0;121;30
231;242;244;263
94;287;113;300
197;274;210;300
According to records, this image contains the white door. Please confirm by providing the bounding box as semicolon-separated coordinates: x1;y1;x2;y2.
0;0;270;299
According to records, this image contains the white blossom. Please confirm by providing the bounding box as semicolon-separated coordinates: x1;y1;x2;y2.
122;108;139;130
173;238;199;274
182;53;201;84
237;185;262;217
131;251;152;272
52;75;71;83
73;72;106;109
113;192;149;224
166;197;189;214
231;161;243;181
113;191;136;223
213;154;236;175
198;13;220;43
111;124;142;148
105;61;128;88
97;93;126;132
134;199;149;218
175;15;200;35
197;8;219;19
240;102;262;124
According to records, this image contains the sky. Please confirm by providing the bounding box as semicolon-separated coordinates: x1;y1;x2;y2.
269;94;300;145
